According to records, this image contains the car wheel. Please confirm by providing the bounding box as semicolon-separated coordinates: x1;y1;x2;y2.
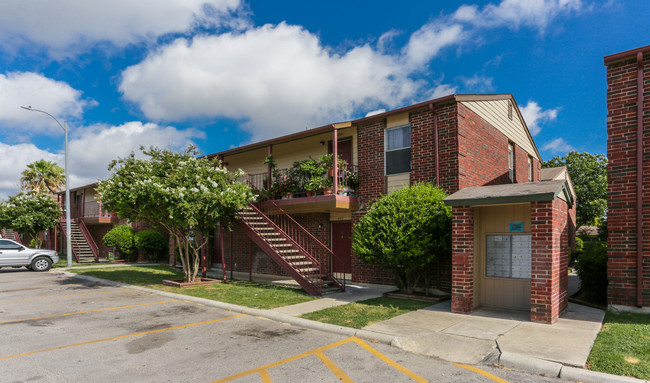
31;257;52;272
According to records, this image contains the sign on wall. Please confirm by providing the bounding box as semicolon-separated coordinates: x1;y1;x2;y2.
486;234;531;279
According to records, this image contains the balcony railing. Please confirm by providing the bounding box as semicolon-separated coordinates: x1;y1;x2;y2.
246;164;358;198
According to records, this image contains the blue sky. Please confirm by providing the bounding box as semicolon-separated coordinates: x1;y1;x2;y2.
0;0;648;198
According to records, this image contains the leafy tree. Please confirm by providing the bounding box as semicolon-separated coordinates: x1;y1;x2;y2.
0;192;62;248
20;159;65;194
543;151;607;229
103;225;137;261
98;146;254;282
352;183;452;294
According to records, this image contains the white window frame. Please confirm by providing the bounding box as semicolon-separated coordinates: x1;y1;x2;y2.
527;156;533;182
385;124;411;176
508;143;514;182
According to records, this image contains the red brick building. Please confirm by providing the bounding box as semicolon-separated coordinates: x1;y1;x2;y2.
605;45;650;311
208;94;575;323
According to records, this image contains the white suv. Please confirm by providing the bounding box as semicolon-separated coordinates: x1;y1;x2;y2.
0;239;59;271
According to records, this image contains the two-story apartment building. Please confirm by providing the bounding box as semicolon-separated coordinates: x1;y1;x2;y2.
208;93;576;324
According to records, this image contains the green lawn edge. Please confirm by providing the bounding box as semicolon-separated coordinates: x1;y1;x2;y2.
587;310;650;380
300;296;434;329
67;265;317;310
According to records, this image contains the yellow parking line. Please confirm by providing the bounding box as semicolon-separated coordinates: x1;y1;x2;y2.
213;336;427;383
258;369;273;383
0;289;134;304
213;337;354;382
0;314;245;360
0;299;179;325
314;350;353;383
351;337;428;383
453;363;509;383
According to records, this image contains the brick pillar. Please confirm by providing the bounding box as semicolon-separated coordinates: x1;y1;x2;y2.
451;206;475;314
530;200;569;324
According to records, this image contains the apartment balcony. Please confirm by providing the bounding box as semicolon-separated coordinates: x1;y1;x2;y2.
245;164;359;214
62;200;117;225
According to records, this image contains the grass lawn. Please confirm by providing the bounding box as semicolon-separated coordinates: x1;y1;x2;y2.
300;296;434;329
68;265;317;309
52;259;109;268
587;311;650;380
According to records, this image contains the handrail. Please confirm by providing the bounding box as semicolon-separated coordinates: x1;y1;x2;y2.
76;218;100;261
1;228;21;244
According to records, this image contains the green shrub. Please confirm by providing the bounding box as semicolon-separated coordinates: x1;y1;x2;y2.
103;225;136;261
135;229;168;262
575;241;608;305
352;183;451;294
569;236;584;267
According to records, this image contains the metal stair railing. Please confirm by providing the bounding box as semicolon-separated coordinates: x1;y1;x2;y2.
76;219;100;261
59;220;81;263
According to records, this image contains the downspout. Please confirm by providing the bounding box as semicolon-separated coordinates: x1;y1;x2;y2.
636;52;645;307
332;126;338;194
429;104;440;186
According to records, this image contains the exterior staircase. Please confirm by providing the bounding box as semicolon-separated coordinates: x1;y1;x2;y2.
237;202;345;296
60;219;101;263
0;228;21;243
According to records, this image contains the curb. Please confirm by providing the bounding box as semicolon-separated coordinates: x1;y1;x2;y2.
498;352;647;383
62;271;647;383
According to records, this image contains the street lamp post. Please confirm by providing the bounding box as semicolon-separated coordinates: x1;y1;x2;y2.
21;106;72;268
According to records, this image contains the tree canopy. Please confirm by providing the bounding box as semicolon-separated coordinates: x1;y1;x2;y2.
543;151;607;229
352;183;452;294
97;146;254;282
20;159;65;194
0;192;62;248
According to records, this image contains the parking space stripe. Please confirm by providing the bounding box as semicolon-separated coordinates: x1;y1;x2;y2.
314;350;353;383
0;314;245;361
453;363;509;383
0;286;53;293
0;299;180;325
213;337;354;382
0;289;133;304
213;336;427;383
350;337;428;383
258;369;272;383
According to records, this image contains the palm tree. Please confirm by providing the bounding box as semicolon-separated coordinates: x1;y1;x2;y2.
20;159;65;194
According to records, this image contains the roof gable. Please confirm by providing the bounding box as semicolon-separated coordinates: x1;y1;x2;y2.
458;96;541;161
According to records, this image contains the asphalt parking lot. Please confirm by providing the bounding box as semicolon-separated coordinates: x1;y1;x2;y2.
0;269;562;383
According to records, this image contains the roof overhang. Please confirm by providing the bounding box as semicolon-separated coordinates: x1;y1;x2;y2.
604;44;650;66
444;180;573;207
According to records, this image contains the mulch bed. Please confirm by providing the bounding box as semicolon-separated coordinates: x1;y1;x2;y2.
162;278;222;288
384;291;449;303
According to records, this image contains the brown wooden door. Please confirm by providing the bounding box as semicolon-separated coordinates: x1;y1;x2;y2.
329;138;353;166
331;222;352;273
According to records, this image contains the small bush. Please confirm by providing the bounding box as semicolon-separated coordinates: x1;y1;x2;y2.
575;241;608;305
103;225;136;261
569;236;584;267
135;229;168;262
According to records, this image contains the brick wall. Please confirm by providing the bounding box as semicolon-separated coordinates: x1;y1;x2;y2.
606;52;650;307
451;206;475;313
530;199;569;324
457;103;539;188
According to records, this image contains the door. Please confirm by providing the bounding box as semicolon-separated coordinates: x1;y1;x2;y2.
331;222;352;273
329;138;353;166
0;239;28;266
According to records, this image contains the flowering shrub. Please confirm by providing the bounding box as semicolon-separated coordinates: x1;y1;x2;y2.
98;146;255;282
0;192;62;248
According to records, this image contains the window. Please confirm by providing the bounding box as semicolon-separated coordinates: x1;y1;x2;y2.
0;239;19;250
385;125;411;175
508;143;514;182
508;100;513;120
527;156;533;182
486;234;531;279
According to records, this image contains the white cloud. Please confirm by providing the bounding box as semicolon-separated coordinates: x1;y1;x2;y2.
365;109;386;117
519;100;558;135
454;0;584;31
429;84;458;99
0;0;243;57
541;137;574;153
0;72;92;135
460;74;495;92
0;122;203;199
120;23;421;141
118;1;585;141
